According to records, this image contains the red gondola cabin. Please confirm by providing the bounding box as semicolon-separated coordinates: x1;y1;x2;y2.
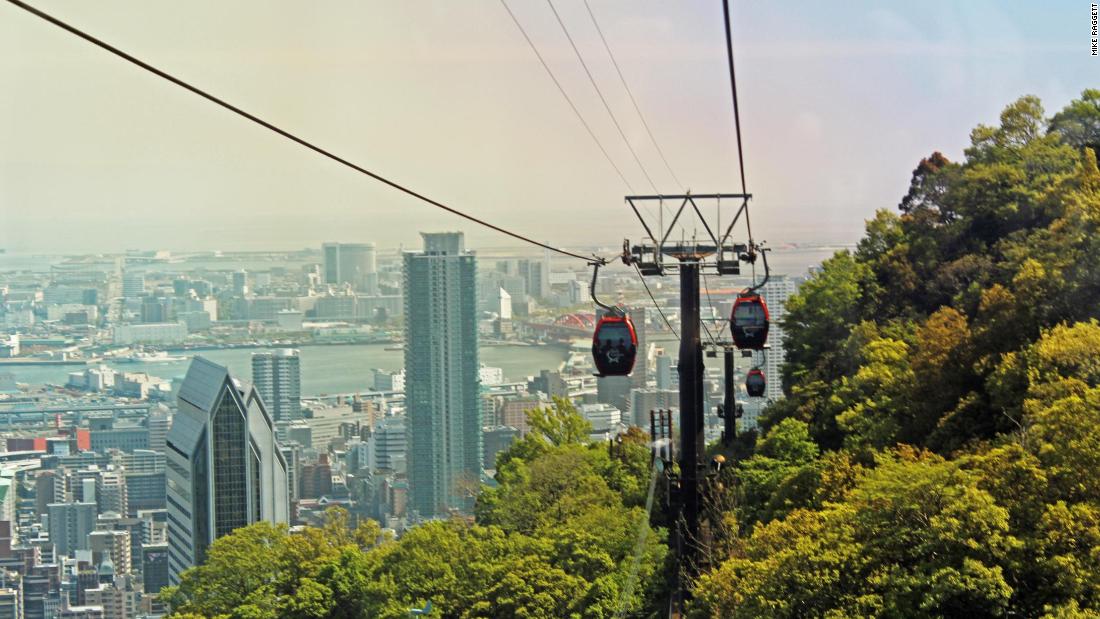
731;293;769;350
746;368;766;397
591;314;638;377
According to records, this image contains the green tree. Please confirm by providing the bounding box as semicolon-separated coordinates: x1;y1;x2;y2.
696;449;1018;618
494;397;592;470
527;396;593;447
162;522;290;618
735;419;820;526
1050;89;1100;154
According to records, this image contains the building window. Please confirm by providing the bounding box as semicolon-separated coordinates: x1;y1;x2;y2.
212;389;248;538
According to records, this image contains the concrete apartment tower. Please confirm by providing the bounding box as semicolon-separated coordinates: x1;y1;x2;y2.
121;271;145;300
403;232;481;517
166;357;289;584
251;349;302;422
322;242;378;294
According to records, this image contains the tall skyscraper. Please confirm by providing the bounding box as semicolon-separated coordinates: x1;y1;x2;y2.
518;254;550;299
232;270;249;296
46;502;96;556
251;349;302;423
166;357;289;584
403;232;481;517
497;287;512;320
655;351;675;391
322;242;377;293
630;306;649;391
122;272;145;299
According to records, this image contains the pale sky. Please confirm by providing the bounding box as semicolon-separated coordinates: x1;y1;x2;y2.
0;1;1093;254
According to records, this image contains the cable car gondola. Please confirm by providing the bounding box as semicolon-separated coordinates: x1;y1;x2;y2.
746;368;766;397
592;312;638;377
731;292;769;350
588;261;638;377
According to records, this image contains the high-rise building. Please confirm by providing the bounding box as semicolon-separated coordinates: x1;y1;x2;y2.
47;502;96;556
403;232;481;516
232;270;248;296
528;370;568;399
540;247;551;298
630;388;678;428
497;288;512;320
251;349;302;423
0;584;20;619
121;272;144;300
139;297;171;324
279;443;301;502
35;471;63;516
655;351;674;391
121;450;166;515
299;454;333;500
147;407;169;454
322;242;377;293
518;255;550;299
597;375;631;413
95;473;127;517
88;530;131;576
482;426;519;470
499;394;548;435
630;306;649;392
374;417;406;473
165;357;289;584
141;543;169;595
83;577;138;619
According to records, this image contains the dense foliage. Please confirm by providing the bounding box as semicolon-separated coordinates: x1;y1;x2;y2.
691;91;1100;617
163;398;668;618
166;91;1100;617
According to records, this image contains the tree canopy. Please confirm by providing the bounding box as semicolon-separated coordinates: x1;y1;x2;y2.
692;90;1100;617
164;398;668;619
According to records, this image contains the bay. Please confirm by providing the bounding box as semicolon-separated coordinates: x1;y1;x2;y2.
4;343;570;396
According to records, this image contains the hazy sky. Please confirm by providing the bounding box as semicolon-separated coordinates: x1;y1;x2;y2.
0;1;1093;254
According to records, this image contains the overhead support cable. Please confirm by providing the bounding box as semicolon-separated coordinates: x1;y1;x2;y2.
500;0;636;194
583;0;683;190
5;0;600;263
720;0;753;244
633;263;678;341
545;0;661;194
701;268;727;341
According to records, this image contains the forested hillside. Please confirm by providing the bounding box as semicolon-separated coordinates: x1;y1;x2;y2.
692;90;1100;618
163;91;1100;618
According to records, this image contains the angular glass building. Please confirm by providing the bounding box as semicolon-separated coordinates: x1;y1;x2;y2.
166;357;289;584
403;232;481;517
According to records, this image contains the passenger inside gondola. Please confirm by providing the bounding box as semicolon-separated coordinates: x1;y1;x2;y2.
731;293;769;350
592;319;636;375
